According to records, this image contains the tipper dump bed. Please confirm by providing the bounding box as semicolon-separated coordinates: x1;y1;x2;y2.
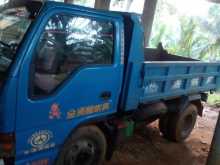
139;45;220;103
141;61;220;103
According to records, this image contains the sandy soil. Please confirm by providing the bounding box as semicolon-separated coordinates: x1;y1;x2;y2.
106;104;219;165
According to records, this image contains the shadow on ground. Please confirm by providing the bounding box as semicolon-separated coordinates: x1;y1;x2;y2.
106;105;219;165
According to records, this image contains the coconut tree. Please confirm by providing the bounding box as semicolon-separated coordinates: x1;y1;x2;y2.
150;0;220;61
196;5;220;61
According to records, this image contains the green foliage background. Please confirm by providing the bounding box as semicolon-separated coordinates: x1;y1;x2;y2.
150;0;220;62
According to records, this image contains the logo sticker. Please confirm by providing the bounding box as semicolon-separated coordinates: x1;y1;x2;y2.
67;103;110;120
49;103;61;119
28;130;53;148
25;130;55;155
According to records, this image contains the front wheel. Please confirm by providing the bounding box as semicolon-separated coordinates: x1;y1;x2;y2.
56;125;107;165
159;104;198;142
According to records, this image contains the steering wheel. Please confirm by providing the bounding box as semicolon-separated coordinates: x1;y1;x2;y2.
0;41;19;59
9;43;19;53
0;41;10;48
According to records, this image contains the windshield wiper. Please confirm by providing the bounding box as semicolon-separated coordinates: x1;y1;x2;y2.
0;41;10;48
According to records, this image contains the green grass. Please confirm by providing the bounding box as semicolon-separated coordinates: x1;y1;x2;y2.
207;93;220;107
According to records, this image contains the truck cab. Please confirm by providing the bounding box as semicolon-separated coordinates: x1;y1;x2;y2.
0;1;126;164
0;1;219;165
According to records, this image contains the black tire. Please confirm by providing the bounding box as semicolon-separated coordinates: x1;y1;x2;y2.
56;125;107;165
159;104;198;142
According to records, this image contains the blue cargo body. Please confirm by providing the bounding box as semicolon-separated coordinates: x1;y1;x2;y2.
0;1;219;165
141;62;220;103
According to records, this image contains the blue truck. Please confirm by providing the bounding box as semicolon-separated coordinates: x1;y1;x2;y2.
0;1;219;165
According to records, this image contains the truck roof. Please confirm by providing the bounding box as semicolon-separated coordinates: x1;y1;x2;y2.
25;1;140;20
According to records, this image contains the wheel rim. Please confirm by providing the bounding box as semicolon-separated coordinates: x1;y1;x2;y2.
181;114;194;137
65;139;96;165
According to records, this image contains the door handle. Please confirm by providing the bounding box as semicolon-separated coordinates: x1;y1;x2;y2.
100;91;111;100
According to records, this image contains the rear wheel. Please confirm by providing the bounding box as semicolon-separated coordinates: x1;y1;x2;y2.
159;104;198;142
56;125;107;165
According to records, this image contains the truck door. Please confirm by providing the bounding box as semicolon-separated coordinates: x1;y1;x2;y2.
15;9;123;160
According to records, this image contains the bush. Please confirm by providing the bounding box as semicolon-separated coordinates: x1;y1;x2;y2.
207;93;220;107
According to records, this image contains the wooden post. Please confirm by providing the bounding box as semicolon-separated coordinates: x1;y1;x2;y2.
94;0;111;10
142;0;158;47
206;112;220;165
126;0;133;11
0;0;7;9
64;0;74;4
207;0;220;3
7;0;26;7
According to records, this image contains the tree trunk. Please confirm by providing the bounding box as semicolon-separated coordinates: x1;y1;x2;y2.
94;0;111;10
7;0;44;7
142;0;158;47
0;0;7;9
8;0;25;7
208;0;220;4
64;0;74;4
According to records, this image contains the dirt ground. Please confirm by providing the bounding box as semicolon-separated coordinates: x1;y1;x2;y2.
106;104;219;165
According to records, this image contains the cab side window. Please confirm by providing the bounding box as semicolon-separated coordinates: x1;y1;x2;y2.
31;13;114;96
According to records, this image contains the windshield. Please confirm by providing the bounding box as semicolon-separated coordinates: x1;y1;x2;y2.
0;7;31;80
